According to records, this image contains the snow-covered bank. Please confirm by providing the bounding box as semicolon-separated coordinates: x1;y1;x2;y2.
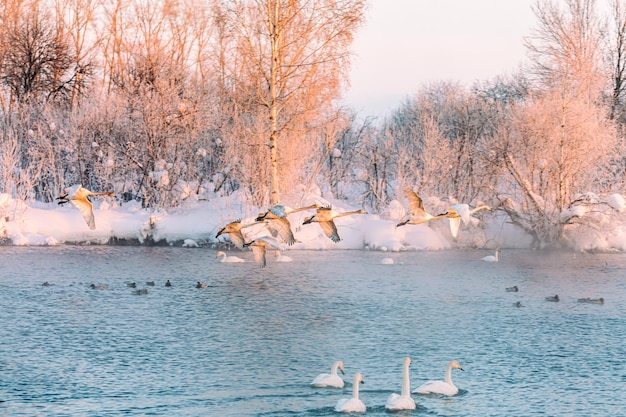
1;189;626;252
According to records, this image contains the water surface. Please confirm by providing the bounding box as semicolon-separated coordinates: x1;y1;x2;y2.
1;246;625;416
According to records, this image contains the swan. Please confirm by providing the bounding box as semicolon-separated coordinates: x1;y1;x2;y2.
577;297;604;304
215;219;266;249
385;356;416;411
444;203;492;238
302;206;367;243
482;249;500;262
414;360;464;396
545;294;559;302
196;281;207;288
381;257;394;265
274;251;293;262
335;373;366;413
506;285;519;292
311;360;345;388
244;236;283;268
165;280;172;287
57;184;115;230
397;189;451;227
215;251;246;263
256;204;319;246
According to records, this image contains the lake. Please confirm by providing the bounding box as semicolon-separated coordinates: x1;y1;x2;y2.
1;246;625;416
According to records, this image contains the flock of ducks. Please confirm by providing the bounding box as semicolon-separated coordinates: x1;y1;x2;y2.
312;358;464;413
505;285;604;307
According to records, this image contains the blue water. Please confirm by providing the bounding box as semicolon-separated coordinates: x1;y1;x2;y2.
1;246;625;416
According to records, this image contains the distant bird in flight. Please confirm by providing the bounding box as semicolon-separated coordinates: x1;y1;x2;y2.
256;204;319;245
215;219;266;249
442;203;492;238
302;206;367;243
57;184;115;230
396;189;450;227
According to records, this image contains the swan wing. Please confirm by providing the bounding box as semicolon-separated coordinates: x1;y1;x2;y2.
311;373;343;387
449;217;461;238
250;244;267;267
404;189;427;217
318;220;341;243
228;231;246;249
385;393;415;411
266;218;295;245
335;398;365;413
450;204;471;224
70;198;96;229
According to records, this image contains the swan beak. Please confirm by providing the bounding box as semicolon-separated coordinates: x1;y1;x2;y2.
459;367;464;371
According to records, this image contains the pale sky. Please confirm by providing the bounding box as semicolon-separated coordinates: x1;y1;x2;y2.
344;0;536;118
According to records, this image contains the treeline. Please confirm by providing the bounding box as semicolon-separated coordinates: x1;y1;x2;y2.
1;0;626;247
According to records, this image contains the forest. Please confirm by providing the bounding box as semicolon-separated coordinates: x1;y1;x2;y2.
1;0;626;247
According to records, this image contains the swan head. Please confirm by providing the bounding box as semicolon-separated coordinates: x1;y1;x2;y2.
403;356;412;366
337;361;345;374
450;360;464;371
355;209;367;214
355;372;364;384
216;251;225;258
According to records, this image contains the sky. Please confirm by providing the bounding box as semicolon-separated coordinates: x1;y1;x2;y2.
344;0;537;118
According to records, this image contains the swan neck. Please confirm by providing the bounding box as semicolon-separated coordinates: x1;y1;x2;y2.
331;362;339;375
495;251;499;261
401;361;411;396
445;364;454;385
352;377;360;398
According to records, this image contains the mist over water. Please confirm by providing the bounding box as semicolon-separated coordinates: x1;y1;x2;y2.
1;246;624;416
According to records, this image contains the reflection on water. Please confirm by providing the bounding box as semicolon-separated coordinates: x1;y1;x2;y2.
1;246;625;416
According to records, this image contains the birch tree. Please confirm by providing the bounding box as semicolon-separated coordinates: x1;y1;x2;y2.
221;0;365;205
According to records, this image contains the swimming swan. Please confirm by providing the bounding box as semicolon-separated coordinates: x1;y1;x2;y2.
311;360;345;388
215;251;245;263
256;204;319;246
274;251;293;262
414;360;464;396
385;356;416;411
302;206;367;243
335;373;366;413
57;184;115;230
482;249;500;262
396;189;449;227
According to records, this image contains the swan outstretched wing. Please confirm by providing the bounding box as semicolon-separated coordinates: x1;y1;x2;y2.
70;199;95;229
266;218;296;245
318;220;341;243
404;189;426;217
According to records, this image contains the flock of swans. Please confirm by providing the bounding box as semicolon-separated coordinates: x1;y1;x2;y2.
311;357;464;413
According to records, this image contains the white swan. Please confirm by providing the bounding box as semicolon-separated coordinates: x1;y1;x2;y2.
445;203;492;238
414;360;464;396
335;373;366;413
256;204;319;246
244;236;284;268
381;257;394;265
311;360;345;388
215;251;245;263
274;251;293;262
57;184;115;230
385;356;416;411
396;189;450;227
482;249;500;262
302;205;367;243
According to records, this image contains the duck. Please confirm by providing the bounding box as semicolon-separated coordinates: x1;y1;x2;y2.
215;251;246;263
302;205;367;243
42;281;52;286
56;184;115;230
196;281;208;288
414;360;464;396
244;236;283;267
513;301;524;307
396;189;450;227
443;203;492;238
132;288;149;295
127;282;137;288
545;294;560;302
482;249;500;262
215;219;266;249
146;281;155;286
506;285;519;292
90;284;107;290
311;361;345;388
274;251;293;262
577;297;604;304
256;204;319;245
165;280;172;287
335;373;366;413
385;356;416;411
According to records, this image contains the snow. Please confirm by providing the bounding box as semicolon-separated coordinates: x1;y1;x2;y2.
0;188;625;252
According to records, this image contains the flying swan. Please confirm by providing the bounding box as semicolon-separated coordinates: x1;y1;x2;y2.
256;204;319;246
302;205;367;243
244;236;283;268
311;360;345;388
396;189;450;227
215;219;266;249
57;184;115;230
414;360;464;396
385;356;416;411
335;373;366;413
